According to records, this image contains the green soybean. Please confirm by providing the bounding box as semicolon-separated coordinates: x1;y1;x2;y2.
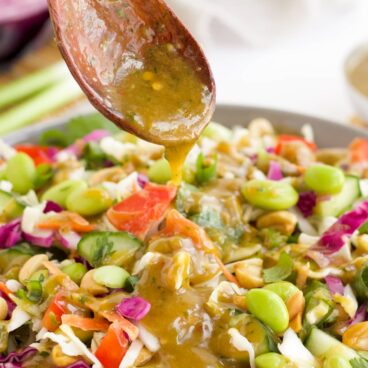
93;265;130;288
323;356;352;368
5;153;36;194
66;187;112;216
242;179;298;210
255;353;289;368
245;289;289;333
148;158;172;184
62;263;87;284
264;281;299;302
304;164;345;194
42;179;87;207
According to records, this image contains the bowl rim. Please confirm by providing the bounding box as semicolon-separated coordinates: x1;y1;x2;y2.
3;103;368;145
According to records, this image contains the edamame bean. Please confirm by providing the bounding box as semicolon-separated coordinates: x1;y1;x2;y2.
323;356;352;368
242;180;298;210
93;265;130;288
304;164;345;194
42;179;87;207
66;187;112;216
245;289;289;333
148;158;172;184
5;153;35;194
255;353;289;368
264;281;299;302
61;263;87;284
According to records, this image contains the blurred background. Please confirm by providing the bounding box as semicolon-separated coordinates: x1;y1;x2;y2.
0;0;368;135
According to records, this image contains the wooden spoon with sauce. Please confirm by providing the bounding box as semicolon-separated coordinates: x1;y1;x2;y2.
48;0;216;183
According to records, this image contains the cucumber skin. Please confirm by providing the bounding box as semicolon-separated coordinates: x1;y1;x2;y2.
77;231;142;267
306;328;358;360
314;176;361;217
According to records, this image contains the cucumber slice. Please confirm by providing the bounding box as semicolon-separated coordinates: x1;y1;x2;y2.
306;328;358;360
314;176;361;217
210;314;278;361
77;231;142;267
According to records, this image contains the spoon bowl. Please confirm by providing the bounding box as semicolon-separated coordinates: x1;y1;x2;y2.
48;0;216;145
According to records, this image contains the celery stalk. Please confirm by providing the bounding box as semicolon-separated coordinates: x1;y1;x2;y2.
0;78;84;135
0;62;70;110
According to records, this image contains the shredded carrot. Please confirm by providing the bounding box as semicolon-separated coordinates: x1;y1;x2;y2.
214;255;239;286
61;314;110;331
98;310;139;340
0;282;11;295
37;211;95;233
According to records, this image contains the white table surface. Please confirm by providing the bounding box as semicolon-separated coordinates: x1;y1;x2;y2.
182;0;368;124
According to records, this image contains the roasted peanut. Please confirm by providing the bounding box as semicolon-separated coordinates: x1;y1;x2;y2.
51;345;78;367
286;290;305;321
0;298;8;321
18;254;48;285
135;347;154;366
278;140;315;167
256;211;297;236
343;321;368;350
234;258;264;289
80;270;108;295
356;234;368;253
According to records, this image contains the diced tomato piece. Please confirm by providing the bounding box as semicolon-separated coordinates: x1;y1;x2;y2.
349;138;368;163
95;322;129;368
42;292;68;331
275;134;317;155
15;145;58;166
107;183;176;240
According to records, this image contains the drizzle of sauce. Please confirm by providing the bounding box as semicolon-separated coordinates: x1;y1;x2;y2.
114;44;211;183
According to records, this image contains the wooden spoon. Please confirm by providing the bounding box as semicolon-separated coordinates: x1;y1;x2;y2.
48;0;216;146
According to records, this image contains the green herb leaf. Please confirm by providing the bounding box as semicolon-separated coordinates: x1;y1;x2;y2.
263;252;293;283
25;280;43;303
353;263;368;299
82;142;108;170
92;234;115;267
125;275;139;292
359;222;368;235
196;152;217;184
39;113;119;147
351;358;368;368
259;228;288;249
39;130;68;147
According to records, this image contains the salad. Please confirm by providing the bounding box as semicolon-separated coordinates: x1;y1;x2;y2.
0;114;367;368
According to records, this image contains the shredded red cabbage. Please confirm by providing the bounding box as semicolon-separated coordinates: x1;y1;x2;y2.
0;219;22;248
0;346;37;365
65;361;91;368
315;200;368;254
266;147;275;154
22;231;54;248
57;231;81;250
297;191;317;218
267;161;283;181
43;200;63;213
116;297;151;321
349;302;367;326
325;275;344;295
137;174;149;188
